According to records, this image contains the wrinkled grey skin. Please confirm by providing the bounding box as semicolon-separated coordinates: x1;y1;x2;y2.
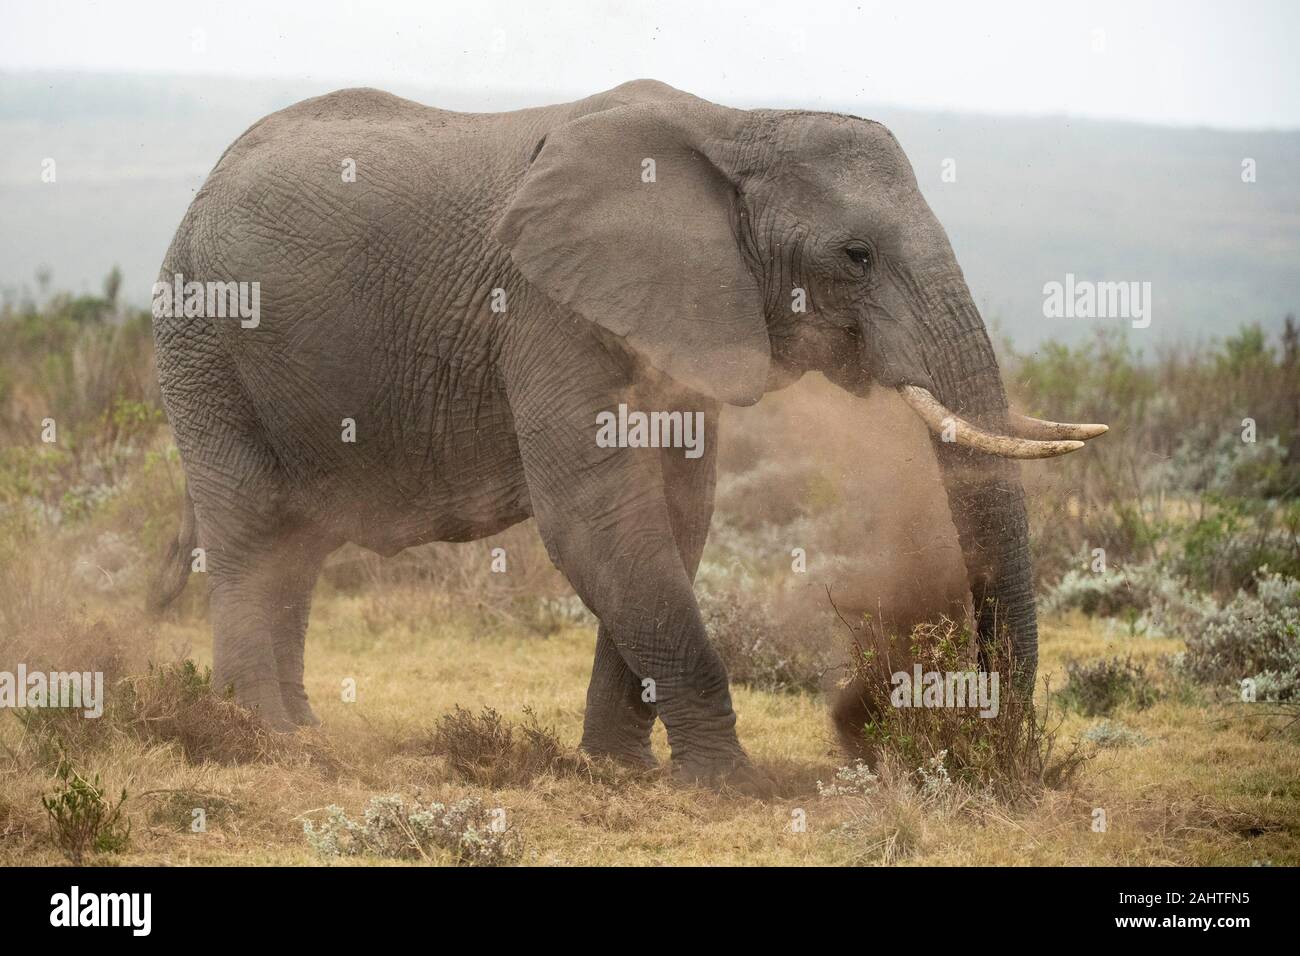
152;79;1037;788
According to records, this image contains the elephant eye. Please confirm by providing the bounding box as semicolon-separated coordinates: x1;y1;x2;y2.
845;246;872;270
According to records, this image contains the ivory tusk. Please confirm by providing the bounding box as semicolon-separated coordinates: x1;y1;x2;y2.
898;386;1085;460
1008;412;1109;442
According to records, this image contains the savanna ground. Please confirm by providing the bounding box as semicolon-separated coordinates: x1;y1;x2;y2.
1;276;1298;865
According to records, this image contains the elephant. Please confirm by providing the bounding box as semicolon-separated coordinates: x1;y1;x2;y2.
149;78;1106;789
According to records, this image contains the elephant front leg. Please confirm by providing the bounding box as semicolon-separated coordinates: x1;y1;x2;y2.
580;625;657;768
582;535;746;783
510;383;760;790
580;399;721;769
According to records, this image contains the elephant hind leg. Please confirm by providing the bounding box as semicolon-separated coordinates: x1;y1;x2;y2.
268;537;328;727
157;318;331;728
207;553;293;730
204;527;328;730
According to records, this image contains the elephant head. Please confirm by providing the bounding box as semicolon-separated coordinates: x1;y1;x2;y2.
497;86;1106;688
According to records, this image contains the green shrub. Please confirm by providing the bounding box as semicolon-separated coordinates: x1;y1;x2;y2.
1082;720;1151;749
1170;571;1300;699
1172;497;1300;595
41;756;131;863
1056;655;1158;717
1041;562;1165;619
1008;322;1300;587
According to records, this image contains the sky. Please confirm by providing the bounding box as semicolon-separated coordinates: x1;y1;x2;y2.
2;0;1298;129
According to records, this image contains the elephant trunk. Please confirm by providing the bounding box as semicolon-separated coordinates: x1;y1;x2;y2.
908;283;1042;688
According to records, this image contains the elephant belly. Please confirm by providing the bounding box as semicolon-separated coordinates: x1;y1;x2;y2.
354;446;534;555
281;368;535;557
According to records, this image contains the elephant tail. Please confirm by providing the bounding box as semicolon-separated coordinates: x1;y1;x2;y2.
147;484;198;613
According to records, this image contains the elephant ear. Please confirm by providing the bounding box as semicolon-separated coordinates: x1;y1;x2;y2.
494;100;770;405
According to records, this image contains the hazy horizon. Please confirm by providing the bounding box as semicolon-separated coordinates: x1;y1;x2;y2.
5;66;1296;135
3;0;1299;130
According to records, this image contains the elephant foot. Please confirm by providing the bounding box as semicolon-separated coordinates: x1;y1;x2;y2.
670;753;776;798
579;703;656;770
231;679;296;732
578;741;658;770
281;684;321;728
579;723;657;769
285;701;321;728
291;708;321;728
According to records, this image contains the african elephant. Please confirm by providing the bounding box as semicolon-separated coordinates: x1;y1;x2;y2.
150;79;1105;789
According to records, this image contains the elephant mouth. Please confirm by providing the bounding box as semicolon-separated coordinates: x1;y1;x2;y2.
897;385;1108;460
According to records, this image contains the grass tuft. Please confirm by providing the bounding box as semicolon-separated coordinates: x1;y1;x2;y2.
41;753;131;863
844;618;1090;804
423;705;600;788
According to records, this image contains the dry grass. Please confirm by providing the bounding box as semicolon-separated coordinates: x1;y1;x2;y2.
419;704;623;788
1;588;1296;866
115;661;303;767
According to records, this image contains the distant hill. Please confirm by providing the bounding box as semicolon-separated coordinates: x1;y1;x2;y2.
1;71;1295;348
